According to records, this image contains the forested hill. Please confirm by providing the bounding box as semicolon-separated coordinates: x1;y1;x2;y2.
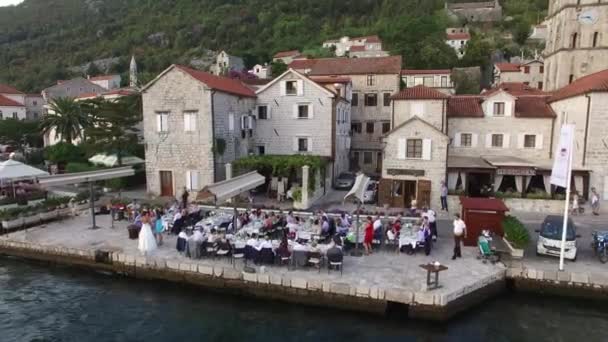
0;0;547;92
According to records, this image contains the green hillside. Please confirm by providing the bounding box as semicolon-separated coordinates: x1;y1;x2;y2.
0;0;546;92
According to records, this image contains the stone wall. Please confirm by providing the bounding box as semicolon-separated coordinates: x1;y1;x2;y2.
447;195;566;214
393;99;446;132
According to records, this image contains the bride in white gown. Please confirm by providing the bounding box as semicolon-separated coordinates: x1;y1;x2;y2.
138;212;157;255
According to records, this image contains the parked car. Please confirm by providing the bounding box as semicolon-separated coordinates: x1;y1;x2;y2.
334;172;356;190
535;215;579;261
363;180;378;203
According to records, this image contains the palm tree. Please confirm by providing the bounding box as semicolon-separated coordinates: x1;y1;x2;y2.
40;97;92;145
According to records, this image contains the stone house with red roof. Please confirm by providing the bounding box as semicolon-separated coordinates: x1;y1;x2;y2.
401;69;454;95
493;60;545;90
0;84;27;121
141;64;257;197
321;35;388;58
290;56;402;175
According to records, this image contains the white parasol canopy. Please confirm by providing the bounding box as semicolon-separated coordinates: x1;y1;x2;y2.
197;171;265;204
88;153;144;167
344;173;370;204
0;159;49;182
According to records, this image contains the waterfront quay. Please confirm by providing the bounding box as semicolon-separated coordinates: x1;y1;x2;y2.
0;213;505;321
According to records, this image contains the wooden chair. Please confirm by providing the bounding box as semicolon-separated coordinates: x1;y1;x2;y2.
308;252;323;273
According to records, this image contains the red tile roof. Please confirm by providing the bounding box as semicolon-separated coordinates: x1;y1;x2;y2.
0;94;25;107
89;75;119;81
76;92;100;99
349;45;367;52
549;69;608;103
484;82;548;97
495;63;521;72
175;65;256;98
446;32;471;40
104;89;137;96
289;56;402;75
273;50;301;58
447;96;484;118
514;97;556;118
0;84;24;95
401;69;451;75
308;76;351;84
391;85;449;100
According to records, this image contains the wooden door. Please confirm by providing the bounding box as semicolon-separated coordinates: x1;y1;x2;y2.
391;180;406;208
378;179;392;207
417;180;432;208
160;171;173;197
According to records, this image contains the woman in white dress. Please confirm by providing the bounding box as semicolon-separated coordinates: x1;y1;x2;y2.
138;211;157;255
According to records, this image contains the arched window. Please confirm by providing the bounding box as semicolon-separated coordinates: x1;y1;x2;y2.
571;32;578;48
593;32;599;47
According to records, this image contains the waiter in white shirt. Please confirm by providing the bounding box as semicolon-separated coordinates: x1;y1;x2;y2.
452;213;466;260
426;208;437;241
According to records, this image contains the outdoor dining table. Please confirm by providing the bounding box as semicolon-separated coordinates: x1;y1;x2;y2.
419;263;448;290
398;227;419;250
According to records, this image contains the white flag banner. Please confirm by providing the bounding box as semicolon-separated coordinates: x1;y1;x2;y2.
550;124;575;188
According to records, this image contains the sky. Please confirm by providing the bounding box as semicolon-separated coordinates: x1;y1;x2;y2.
0;0;24;7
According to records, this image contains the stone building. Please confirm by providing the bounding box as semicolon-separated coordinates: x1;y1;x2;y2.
210;51;245;76
322;35;388;58
41;77;106;102
401;69;454;95
543;0;608;91
254;69;352;182
249;64;272;79
24;94;44;120
141;64;256;197
379;86;450;208
493;60;545;90
445;28;470;59
0;84;26;120
445;0;502;23
289;56;402;175
548;69;608;202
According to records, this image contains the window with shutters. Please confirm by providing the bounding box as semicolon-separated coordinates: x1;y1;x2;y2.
382;121;391;134
363;151;373;164
383;93;391;106
186;170;198;191
491;134;503;148
352;151;360;163
297;104;309;119
461;133;472;147
593;32;599;47
257;146;265;155
366;122;374;134
183;111;197;132
441;76;448;87
12;112;17;119
351;93;358;106
493;102;505;116
297;138;309;152
524;66;530;74
540;65;544;74
414;77;423;86
524;134;536;148
156;112;169;132
406;139;423;158
538;81;543;90
351;122;362;134
286;80;297;95
364;93;377;106
257;105;268;120
366;75;375;86
423;77;434;87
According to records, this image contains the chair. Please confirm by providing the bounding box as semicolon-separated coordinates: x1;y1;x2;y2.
232;247;245;268
308;252;323;273
258;247;275;265
328;261;343;276
204;241;217;258
326;247;344;276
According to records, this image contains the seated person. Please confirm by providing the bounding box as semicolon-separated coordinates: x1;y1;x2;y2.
373;216;383;240
176;231;188;252
216;236;232;254
391;215;402;237
275;235;291;259
311;219;322;236
246;234;260;250
320;217;330;236
336;218;349;236
326;242;344;264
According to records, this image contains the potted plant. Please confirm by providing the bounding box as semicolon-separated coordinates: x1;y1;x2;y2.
40;199;59;221
0;208;24;230
23;205;41;226
501;215;529;258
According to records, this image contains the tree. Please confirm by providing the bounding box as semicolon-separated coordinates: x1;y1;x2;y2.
270;60;287;76
513;20;532;46
84;95;142;166
43;142;87;164
39;97;91;145
0;119;42;150
86;62;102;77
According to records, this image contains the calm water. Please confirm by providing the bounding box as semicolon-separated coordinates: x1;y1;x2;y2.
1;258;607;342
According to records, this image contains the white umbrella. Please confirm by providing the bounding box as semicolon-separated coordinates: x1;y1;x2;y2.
88;153;144;167
0;159;49;182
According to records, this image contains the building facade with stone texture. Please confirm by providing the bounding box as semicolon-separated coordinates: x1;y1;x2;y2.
89;75;122;90
42;78;106;102
289;56;402;175
379;86;449;208
543;0;608;91
24;94;45;120
548;69;608;202
254;69;352;182
322;35;387;58
0;84;26;120
401;69;454;95
210;51;245;76
445;0;502;22
141;64;256;198
493;60;545;90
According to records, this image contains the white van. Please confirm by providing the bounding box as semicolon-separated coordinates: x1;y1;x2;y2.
536;215;578;261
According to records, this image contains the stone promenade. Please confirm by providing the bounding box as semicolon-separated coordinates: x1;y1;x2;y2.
0;214;505;318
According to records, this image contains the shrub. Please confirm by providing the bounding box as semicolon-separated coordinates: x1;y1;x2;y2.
65;162;99;173
44;142;87;164
526;190;551;200
292;187;302;202
494;191;522;199
502;215;530;249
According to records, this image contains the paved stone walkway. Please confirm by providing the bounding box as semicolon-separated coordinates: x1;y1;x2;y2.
2;213;504;306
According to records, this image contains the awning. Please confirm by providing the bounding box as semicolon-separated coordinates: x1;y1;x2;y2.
0;159;49;182
38;167;135;187
343;173;370;204
448;156;495;169
196;171;265;203
482;155;536;168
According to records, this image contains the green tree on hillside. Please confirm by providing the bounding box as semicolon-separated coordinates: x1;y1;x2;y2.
39;97;91;145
